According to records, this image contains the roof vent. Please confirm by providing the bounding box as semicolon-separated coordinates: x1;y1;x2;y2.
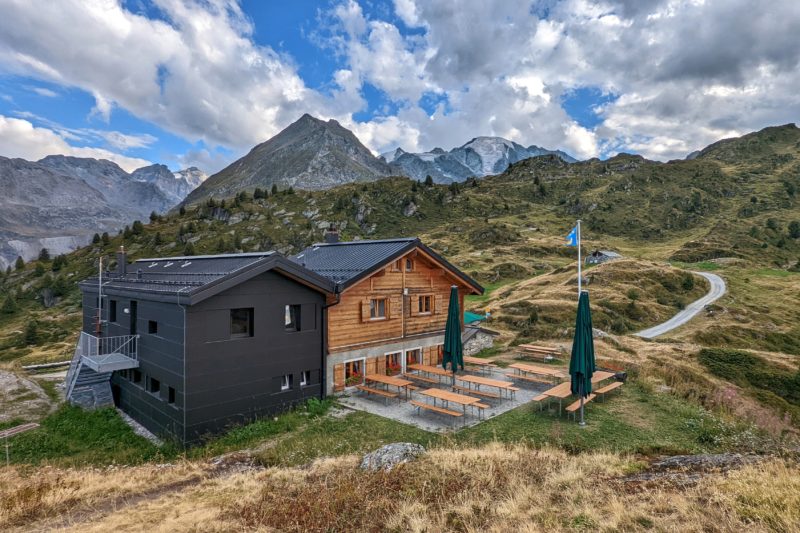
181;261;192;268
149;262;158;268
164;261;174;268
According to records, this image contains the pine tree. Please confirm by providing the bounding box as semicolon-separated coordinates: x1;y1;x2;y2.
24;320;38;345
287;187;295;195
123;225;133;239
233;232;242;250
1;294;17;314
216;237;226;253
51;275;69;296
153;232;163;246
183;242;196;256
101;232;110;245
149;211;159;222
271;184;278;195
220;199;226;209
789;221;800;239
34;263;45;276
38;248;50;262
92;233;101;244
15;256;24;270
132;220;144;234
424;175;434;187
179;205;186;216
254;187;265;199
207;197;217;208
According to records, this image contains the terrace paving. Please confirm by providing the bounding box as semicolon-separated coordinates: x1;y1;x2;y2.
338;366;555;432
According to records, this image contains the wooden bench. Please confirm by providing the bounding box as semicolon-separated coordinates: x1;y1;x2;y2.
565;394;596;419
356;385;398;404
452;384;501;399
403;373;438;385
595;381;623;400
410;400;463;419
532;393;551;410
472;402;489;419
505;372;553;385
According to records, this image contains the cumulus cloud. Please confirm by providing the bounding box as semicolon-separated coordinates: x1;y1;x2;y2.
0;115;151;171
0;0;797;164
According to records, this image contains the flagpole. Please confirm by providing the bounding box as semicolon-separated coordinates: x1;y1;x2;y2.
577;219;582;297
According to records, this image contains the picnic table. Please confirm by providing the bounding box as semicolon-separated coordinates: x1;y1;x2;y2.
591;370;616;383
517;343;560;361
463;355;496;374
407;363;452;382
507;362;568;384
365;373;414;400
419;388;482;417
537;381;572;414
458;374;517;399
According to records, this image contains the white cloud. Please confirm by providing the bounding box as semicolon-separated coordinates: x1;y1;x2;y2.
28;86;58;98
0;0;797;165
0;115;151;172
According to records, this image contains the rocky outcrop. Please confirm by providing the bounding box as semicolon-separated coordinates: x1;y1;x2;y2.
360;443;426;471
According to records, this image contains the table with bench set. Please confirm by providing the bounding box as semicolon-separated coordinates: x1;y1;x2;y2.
456;374;518;400
506;362;568;385
411;387;489;424
356;374;414;403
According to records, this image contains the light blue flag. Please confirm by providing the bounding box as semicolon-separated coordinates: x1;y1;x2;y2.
566;225;578;247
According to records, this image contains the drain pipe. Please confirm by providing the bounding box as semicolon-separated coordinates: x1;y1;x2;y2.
320;287;341;398
175;286;191;446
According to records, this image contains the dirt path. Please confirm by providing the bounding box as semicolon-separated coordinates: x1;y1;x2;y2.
634;272;726;339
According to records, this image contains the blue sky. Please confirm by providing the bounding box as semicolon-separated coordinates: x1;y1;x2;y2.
0;1;797;172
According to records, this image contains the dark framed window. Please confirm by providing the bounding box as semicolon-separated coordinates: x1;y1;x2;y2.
285;304;301;332
280;374;292;391
148;320;158;335
300;370;311;386
132;369;142;384
148;376;160;394
370;298;386;319
230;308;254;338
405;258;413;272
168;386;176;404
109;300;117;322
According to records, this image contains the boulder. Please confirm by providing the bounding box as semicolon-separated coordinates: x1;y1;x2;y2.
360;442;425;471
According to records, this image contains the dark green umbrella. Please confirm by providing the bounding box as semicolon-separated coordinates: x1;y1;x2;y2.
442;285;464;385
569;290;596;426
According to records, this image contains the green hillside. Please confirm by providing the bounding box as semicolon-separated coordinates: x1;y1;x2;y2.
2;124;800;364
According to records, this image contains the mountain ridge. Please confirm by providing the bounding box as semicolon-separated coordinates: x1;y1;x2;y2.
182;113;394;205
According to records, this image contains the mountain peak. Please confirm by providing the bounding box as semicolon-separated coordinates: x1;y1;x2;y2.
181;114;393;205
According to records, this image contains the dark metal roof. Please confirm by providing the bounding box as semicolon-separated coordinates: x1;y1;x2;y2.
292;238;483;294
79;252;335;304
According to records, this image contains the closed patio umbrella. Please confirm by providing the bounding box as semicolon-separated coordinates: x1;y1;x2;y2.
569;290;596;426
442;285;464;385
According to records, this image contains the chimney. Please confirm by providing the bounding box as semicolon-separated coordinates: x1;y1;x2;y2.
116;246;127;276
324;223;339;244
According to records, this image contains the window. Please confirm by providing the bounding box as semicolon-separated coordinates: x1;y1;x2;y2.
285;304;301;332
132;369;142;384
109;300;117;322
280;374;292;391
168;386;176;404
418;295;432;314
370;298;386;319
230;308;254;338
385;352;402;376
345;360;364;386
148;320;158;335
405;348;422;367
300;370;310;386
405;258;414;272
148;376;160;395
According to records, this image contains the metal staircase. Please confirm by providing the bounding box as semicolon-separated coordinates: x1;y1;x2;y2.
66;332;139;409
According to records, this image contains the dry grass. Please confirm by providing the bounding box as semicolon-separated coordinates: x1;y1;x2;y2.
0;461;208;530
5;444;797;532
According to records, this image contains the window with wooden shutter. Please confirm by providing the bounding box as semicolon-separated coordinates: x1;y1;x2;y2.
361;299;371;322
333;363;345;392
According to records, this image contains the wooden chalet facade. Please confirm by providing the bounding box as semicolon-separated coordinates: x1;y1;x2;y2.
293;237;484;394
